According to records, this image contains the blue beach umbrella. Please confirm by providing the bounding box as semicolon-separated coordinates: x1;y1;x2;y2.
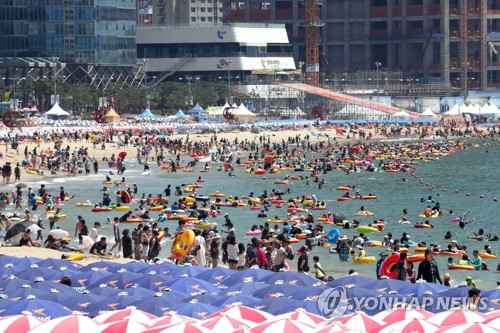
59;291;106;313
218;268;274;287
139;264;181;276
120;261;150;273
251;283;305;299
5;285;50;300
248;297;302;315
0;265;25;278
219;281;269;296
129;291;190;317
0;255;19;266
163;277;221;295
0;278;33;293
397;282;449;298
263;271;323;287
168;302;221;319
129;273;173;292
195;266;235;285
120;286;157;298
41;287;81;303
167;265;208;278
0;297;72;319
372;278;408;293
79;261;123;273
37;258;83;271
13;257;44;268
327;275;376;289
87;285;123;297
16;267;60;282
86;293;140;317
289;285;330;301
71;270;113;289
87;271;143;289
210;294;261;307
185;293;222;304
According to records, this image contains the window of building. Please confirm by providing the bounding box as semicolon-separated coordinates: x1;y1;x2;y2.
208;7;212;12
201;17;206;22
191;7;195;12
191;17;196;22
208;17;213;21
200;7;205;12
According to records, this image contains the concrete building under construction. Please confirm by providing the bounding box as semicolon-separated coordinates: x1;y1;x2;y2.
222;0;500;92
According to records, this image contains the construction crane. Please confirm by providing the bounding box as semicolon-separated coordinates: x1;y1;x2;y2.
304;0;323;86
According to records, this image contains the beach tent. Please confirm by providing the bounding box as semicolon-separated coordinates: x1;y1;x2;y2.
392;109;411;119
444;104;463;115
44;103;70;120
187;103;209;120
419;108;438;118
206;106;224;117
174;109;187;119
137;108;156;119
234;103;256;123
104;107;121;123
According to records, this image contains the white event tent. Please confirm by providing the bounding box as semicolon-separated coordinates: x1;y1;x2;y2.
44;103;70;120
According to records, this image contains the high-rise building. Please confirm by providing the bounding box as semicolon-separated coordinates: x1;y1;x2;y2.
0;0;137;84
222;0;500;91
146;0;224;25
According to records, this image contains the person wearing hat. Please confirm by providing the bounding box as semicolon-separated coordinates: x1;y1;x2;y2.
223;213;231;227
297;246;309;273
355;244;367;260
337;235;351;262
465;276;476;288
450;240;459;251
376;252;388;279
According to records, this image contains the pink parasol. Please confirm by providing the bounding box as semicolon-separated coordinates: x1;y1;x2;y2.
149;313;198;328
0;314;45;333
333;312;384;332
142;322;212;333
427;309;490;327
198;314;252;332
28;314;100;333
378;318;442;333
93;307;157;324
277;309;326;326
373;307;433;324
312;322;351;333
249;317;314;333
435;322;500;333
99;319;147;333
206;305;273;323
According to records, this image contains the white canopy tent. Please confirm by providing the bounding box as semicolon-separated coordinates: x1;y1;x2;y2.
444;104;463;116
44;103;70;120
419;107;439;118
392;109;411;119
234;103;256;122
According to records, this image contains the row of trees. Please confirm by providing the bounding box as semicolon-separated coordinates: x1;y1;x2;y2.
4;79;250;117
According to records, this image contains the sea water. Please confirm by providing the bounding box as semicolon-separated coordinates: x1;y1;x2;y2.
14;139;500;290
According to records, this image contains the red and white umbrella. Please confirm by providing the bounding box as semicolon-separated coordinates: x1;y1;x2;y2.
27;314;100;333
313;322;351;333
198;314;252;332
427;309;490;327
142;322;212;333
332;312;384;332
99;319;148;333
0;314;45;332
93;307;157;324
483;316;500;328
149;313;197;327
249;317;314;333
207;305;273;323
278;309;326;326
373;307;433;324
435;322;500;333
378;318;442;333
